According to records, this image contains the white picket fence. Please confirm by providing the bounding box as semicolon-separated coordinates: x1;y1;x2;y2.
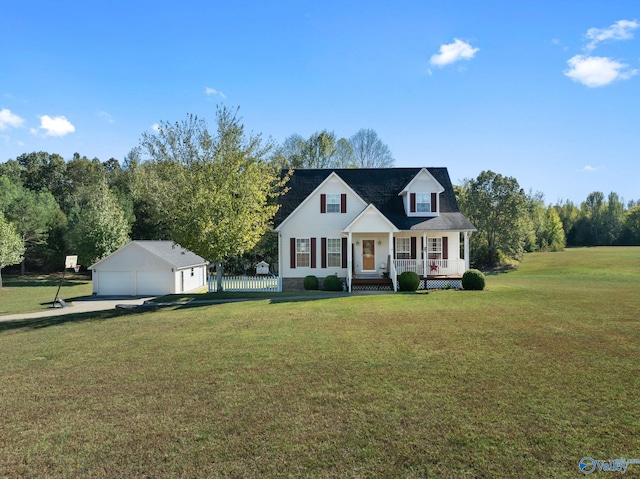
208;275;282;293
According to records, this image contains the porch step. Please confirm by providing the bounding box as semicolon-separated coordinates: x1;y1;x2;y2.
351;277;394;292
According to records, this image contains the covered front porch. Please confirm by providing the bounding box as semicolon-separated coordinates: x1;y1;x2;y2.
345;231;471;292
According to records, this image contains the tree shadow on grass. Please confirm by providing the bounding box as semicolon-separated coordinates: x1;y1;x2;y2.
0;293;354;332
0;308;139;333
2;274;90;288
482;265;518;276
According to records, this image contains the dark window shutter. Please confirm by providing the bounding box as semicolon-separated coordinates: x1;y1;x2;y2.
290;237;296;268
321;238;327;268
431;193;437;212
411;237;417;259
341;238;348;268
393;237;396;258
320;194;327;213
410;193;416;213
311;238;317;268
442;236;448;260
341;194;347;213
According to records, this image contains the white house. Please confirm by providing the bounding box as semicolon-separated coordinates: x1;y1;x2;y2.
89;241;208;296
273;168;476;291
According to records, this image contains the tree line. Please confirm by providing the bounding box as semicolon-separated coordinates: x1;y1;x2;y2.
1;107;639;285
457;170;640;268
0;107;397;286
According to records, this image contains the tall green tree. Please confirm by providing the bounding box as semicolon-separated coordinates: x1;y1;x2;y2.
541;207;566;251
621;205;640;244
138;106;286;290
279;130;349;169
67;179;130;265
554;200;580;244
581;191;605;245
523;190;546;252
604;191;625;245
15;151;67;194
0;213;25;288
0;177;64;274
458;170;528;268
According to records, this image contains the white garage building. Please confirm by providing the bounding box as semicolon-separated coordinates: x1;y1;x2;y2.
89;241;208;296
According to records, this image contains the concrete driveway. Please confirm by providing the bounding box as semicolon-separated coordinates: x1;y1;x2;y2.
0;296;155;322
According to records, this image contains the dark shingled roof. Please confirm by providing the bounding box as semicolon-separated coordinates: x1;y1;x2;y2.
274;168;476;232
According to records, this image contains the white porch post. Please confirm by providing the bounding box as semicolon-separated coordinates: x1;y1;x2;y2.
278;233;283;289
464;232;470;271
422;233;427;277
348;232;353;292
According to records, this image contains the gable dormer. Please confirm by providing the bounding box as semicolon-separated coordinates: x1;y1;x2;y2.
398;168;445;217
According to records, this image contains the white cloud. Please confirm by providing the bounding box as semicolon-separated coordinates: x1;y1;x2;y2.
151;123;161;132
585;19;639;50
430;39;479;67
0;108;25;130
565;55;638;87
205;87;226;98
36;115;75;137
580;165;602;172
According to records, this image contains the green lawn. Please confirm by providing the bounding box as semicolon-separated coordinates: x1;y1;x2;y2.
0;274;93;315
0;247;639;478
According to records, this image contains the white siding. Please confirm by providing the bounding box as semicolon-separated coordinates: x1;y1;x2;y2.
278;175;366;278
403;169;443;217
174;265;207;293
91;243;206;295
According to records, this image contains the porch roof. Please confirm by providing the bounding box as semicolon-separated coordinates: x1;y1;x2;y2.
393;212;477;232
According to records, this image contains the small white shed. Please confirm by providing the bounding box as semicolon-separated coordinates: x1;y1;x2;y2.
89;241;208;296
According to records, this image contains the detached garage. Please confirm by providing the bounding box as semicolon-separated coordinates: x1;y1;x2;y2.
89;241;208;296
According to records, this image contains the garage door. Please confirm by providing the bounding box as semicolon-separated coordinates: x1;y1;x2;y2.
136;271;171;296
96;271;133;296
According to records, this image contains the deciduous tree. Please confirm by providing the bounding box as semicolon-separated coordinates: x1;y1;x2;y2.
347;128;395;168
279;130;348;169
0;213;25;288
458;170;528;268
67;179;130;265
138;106;286;291
1;177;64;274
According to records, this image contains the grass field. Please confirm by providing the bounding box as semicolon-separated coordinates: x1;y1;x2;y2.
0;274;93;315
0;247;639;477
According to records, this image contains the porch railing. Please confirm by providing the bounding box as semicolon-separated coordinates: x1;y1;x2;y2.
393;259;465;277
208;275;281;293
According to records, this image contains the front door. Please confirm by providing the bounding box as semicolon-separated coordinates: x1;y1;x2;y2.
362;240;375;271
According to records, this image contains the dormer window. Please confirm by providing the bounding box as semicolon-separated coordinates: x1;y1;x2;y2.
409;192;437;214
416;193;431;213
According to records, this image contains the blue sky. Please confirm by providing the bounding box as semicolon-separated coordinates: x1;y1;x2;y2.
1;0;639;204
